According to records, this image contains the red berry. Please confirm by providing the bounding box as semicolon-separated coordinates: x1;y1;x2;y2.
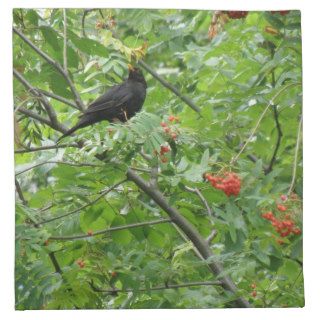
168;115;179;122
171;132;177;140
280;194;288;202
160;156;168;163
160;122;167;127
164;127;171;133
277;204;287;212
293;228;301;235
226;11;248;19
77;259;85;268
160;145;170;155
251;290;257;298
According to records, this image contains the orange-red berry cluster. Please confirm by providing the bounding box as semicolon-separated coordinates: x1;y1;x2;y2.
261;211;301;239
154;144;171;163
76;259;85;268
205;172;241;197
160;115;179;140
225;11;248;19
262;194;301;242
250;283;257;298
271;10;290;16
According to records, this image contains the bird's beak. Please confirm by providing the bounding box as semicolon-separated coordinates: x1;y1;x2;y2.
128;64;134;71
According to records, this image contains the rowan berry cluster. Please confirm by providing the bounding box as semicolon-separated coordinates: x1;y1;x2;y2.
160;115;179;140
225;11;248;19
261;211;301;239
248;282;257;298
154;144;171;163
76;259;85;268
271;11;290;16
205;172;241;197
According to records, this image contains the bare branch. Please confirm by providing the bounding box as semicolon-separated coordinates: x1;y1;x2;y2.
206;229;218;244
90;280;222;294
49;218;172;241
150;164;159;188
16;160;102;176
13;27;85;111
48;252;62;274
126;168;250;308
14;69;69;133
265;104;283;174
288;115;302;196
138;60;202;115
15;178;28;205
38;89;78;109
185;186;214;218
15;143;80;154
231;82;302;166
18;107;56;132
38;179;127;225
63;9;68;73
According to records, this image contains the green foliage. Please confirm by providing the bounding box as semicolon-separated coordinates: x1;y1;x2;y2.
14;9;303;309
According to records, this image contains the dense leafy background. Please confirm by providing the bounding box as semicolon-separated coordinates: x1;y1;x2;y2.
13;9;303;309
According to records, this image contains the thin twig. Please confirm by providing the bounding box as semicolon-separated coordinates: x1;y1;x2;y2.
14;69;69;133
48;252;62;274
206;229;218;244
288;115;302;196
18;107;65;132
15;143;80;154
138;60;202;115
15;178;28;205
38;89;78;109
63;9;68;73
265;104;283;174
15;160;102;176
90;280;222;294
38;179;127;225
231;82;301;165
49;218;172;240
13;27;85;111
185;186;214;218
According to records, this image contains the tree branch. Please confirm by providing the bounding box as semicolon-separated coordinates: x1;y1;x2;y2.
15;143;80;154
63;9;68;73
16;160;102;176
38;89;78;109
288;115;302;196
90;280;222;294
14;69;69;133
49;218;171;241
13;27;85;111
48;252;62;274
126;168;250;308
185;186;214;218
231;82;301;166
38;179;127;225
18;107;66;133
265;104;283;174
15;178;28;206
138;60;202;115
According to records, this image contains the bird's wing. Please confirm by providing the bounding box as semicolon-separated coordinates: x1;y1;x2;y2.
84;84;132;115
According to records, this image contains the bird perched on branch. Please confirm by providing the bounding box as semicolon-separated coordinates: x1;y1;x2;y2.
57;64;147;141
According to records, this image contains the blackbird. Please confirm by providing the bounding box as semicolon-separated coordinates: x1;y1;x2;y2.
58;65;147;141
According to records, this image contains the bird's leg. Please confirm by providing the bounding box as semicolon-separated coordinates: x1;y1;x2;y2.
121;108;129;121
